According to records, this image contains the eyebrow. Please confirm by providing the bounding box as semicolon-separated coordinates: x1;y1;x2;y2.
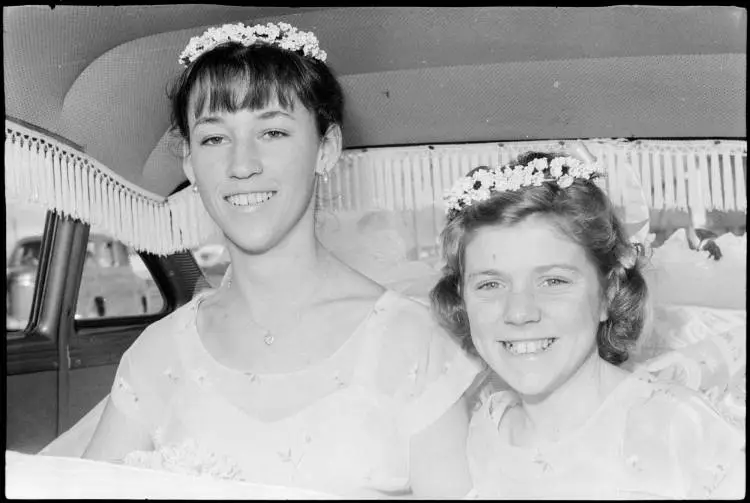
193;116;224;128
193;109;295;128
466;269;504;281
256;110;295;120
466;264;581;280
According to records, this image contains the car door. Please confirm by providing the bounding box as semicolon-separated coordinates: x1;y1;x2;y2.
5;207;209;453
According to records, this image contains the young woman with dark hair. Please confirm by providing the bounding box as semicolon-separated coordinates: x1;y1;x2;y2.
83;22;481;498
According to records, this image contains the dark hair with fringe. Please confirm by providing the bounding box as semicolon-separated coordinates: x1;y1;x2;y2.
169;42;344;142
430;151;649;365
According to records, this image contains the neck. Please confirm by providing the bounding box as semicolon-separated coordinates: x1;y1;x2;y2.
515;351;626;443
224;210;331;305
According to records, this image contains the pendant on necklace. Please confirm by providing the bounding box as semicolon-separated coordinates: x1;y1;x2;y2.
263;332;275;346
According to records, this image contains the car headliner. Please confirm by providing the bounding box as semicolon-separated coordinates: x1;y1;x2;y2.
4;6;746;196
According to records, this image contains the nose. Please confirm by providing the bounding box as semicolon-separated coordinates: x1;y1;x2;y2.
502;290;542;325
228;141;263;179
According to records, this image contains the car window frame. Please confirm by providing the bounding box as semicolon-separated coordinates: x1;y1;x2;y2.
73;237;169;326
5;210;197;373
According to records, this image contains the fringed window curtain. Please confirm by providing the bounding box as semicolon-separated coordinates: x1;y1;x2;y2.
5;120;219;255
5;119;747;255
322;139;747;215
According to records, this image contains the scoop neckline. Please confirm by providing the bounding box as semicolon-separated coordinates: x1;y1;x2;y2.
485;368;648;454
187;288;395;379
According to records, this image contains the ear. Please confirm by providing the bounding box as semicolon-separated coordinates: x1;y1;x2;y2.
182;141;196;185
599;284;612;323
599;301;609;323
316;124;343;175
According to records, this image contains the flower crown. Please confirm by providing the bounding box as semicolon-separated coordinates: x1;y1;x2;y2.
179;22;327;66
444;155;604;216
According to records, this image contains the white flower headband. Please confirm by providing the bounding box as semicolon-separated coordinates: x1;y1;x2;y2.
444;155;604;216
179;22;327;66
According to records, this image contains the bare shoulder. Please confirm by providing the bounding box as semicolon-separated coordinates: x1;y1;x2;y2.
322;257;386;307
625;376;737;440
318;260;441;349
129;295;202;354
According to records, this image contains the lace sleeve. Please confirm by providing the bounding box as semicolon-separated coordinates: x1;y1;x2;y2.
110;351;149;428
370;294;483;437
627;305;746;429
666;386;746;498
110;318;182;432
396;316;484;436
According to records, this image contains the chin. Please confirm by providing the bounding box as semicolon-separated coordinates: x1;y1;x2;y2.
214;210;286;253
224;228;282;255
500;371;560;399
479;347;557;397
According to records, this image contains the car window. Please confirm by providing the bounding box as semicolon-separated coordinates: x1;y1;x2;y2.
6;200;47;335
192;242;230;289
76;233;165;320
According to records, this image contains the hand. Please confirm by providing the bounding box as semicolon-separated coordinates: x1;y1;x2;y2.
568;139;597;164
699;239;722;261
694;228;721;260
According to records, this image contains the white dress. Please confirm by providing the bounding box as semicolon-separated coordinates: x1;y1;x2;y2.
109;289;482;496
467;369;745;499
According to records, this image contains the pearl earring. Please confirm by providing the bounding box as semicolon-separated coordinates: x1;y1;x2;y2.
321;170;329;184
192;184;199;193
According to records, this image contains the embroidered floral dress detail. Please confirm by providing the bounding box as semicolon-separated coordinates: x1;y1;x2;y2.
115;377;139;407
467;371;745;499
123;438;242;481
108;289;482;495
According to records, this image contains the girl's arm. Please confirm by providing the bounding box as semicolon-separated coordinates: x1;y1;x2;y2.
409;396;473;498
83;395;153;462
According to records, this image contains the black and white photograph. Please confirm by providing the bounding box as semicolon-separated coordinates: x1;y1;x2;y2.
4;5;746;499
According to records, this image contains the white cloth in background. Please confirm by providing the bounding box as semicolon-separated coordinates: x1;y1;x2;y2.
644;230;746;310
626;304;746;431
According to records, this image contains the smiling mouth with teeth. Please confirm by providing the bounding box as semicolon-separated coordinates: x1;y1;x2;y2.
500;338;558;356
225;191;277;207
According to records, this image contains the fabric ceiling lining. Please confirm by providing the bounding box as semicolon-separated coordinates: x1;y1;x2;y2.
4;6;746;196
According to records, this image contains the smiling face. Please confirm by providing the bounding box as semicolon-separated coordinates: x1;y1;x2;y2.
185;95;340;254
462;214;608;398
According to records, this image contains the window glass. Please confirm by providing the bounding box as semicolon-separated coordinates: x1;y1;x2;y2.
192;241;230;289
6;201;47;335
76;233;165;320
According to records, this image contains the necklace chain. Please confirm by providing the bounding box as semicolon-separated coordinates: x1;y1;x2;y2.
225;276;319;346
226;278;275;345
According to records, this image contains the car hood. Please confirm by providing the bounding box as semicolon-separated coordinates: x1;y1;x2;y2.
6;265;37;279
